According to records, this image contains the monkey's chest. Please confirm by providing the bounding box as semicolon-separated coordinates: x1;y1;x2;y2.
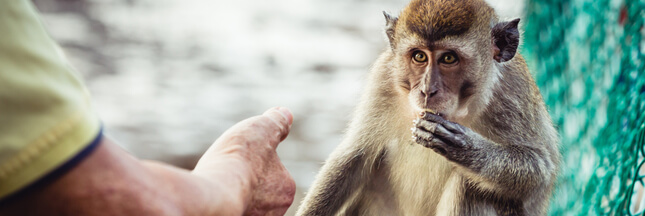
378;140;455;214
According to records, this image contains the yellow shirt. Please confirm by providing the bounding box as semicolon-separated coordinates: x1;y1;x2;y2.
0;0;101;199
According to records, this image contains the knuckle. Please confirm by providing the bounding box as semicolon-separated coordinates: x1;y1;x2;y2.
427;124;437;133
265;111;289;127
285;174;296;195
415;136;423;143
419;132;431;140
265;116;289;137
251;117;285;141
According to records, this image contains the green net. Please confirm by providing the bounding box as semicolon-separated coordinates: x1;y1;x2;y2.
523;0;645;215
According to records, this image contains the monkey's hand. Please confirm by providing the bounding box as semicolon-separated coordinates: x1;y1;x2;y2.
411;111;557;200
412;112;483;165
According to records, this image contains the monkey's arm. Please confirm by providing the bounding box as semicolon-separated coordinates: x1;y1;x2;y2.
296;143;375;216
412;113;556;199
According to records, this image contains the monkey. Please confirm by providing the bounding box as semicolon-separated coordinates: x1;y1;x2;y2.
295;0;560;215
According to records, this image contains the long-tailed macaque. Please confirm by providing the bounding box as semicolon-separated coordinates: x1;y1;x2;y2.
296;0;560;215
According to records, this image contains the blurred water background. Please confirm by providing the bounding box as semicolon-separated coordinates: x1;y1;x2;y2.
33;0;523;214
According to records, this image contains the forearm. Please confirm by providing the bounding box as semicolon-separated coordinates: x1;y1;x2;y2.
144;159;248;216
463;143;554;198
412;112;555;198
0;108;294;216
0;137;246;216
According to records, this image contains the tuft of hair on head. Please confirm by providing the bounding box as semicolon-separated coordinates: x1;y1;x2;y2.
398;0;477;42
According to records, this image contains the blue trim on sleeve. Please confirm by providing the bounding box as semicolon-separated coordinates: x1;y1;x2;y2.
0;125;104;204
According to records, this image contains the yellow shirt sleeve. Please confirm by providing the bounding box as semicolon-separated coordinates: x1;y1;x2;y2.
0;0;101;199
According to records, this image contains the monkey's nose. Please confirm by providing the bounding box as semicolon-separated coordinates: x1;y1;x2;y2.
421;88;438;99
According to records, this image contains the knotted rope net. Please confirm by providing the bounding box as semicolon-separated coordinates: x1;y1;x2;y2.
523;0;644;214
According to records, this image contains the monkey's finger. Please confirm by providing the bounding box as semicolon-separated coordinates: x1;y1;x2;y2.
422;112;447;124
416;119;437;134
432;124;466;148
413;128;452;157
426;138;449;156
414;135;431;148
441;121;466;134
414;135;436;149
413;126;434;141
262;107;294;146
422;113;463;134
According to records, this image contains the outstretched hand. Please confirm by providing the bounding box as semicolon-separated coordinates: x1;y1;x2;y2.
193;107;296;216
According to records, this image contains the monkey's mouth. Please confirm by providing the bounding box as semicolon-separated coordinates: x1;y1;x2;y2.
413;107;445;118
428;111;446;118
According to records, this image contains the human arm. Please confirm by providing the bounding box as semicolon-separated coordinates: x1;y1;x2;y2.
0;107;295;216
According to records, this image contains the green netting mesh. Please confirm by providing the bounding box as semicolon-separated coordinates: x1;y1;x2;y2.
523;0;644;215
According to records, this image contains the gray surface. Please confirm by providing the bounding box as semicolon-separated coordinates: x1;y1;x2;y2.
33;0;524;214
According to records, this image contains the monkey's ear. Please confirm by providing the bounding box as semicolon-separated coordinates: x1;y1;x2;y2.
383;11;398;49
491;18;520;62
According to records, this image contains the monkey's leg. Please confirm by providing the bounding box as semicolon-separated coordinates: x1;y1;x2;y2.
412;112;554;200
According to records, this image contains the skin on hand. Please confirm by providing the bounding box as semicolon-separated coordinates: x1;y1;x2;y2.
193;107;296;216
0;107;296;216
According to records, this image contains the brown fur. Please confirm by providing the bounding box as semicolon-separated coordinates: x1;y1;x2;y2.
297;0;559;215
399;0;477;42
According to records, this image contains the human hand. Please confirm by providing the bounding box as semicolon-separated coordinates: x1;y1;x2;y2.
193;107;295;216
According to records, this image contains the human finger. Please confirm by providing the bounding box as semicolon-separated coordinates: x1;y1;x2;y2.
262;107;293;147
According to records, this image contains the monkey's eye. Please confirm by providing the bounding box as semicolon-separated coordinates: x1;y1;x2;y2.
412;51;427;63
439;53;458;64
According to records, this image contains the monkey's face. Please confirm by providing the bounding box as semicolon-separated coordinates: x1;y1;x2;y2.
383;0;502;122
396;39;482;122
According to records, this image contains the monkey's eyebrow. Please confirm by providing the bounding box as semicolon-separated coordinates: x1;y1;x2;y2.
404;42;440;54
429;43;472;58
429;41;457;50
406;47;420;53
430;39;468;52
405;46;433;55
